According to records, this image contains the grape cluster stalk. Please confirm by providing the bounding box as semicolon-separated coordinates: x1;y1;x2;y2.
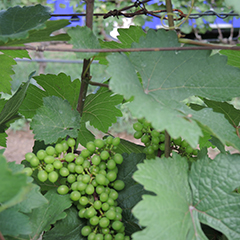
133;118;198;160
24;136;129;240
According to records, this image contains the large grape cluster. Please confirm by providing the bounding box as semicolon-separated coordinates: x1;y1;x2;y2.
133;118;198;159
24;136;129;240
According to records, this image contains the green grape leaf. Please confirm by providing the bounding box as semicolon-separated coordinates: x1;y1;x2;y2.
209;136;226;153
27;189;72;240
0;79;30;126
1;20;70;46
42;206;86;240
191;107;240;151
0;156;31;212
82;87;123;132
30;96;81;144
19;84;48;119
220;47;240;69
0;131;8;148
203;98;240;127
0;54;16;94
77;122;95;147
107;29;240;148
68;26;101;59
189;153;240;239
117;153;147;236
0;208;31;237
115;139;144;154
0;5;51;43
225;0;240;14
132;153;195;240
34;73;81;108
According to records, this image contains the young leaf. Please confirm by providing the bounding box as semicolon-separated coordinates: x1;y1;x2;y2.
30;96;81;144
27;189;72;240
42;206;86;240
220;46;240;69
68;26;100;59
189;153;240;240
132;153;194;240
82;87;123;132
34;73;81;109
0;5;50;43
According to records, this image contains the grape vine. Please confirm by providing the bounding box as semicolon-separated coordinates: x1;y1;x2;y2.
24;136;129;240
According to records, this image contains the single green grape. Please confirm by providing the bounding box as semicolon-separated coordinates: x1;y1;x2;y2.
30;156;40;167
115;207;123;214
65;153;75;162
70;191;81;201
134;131;143;139
159;133;165;142
71;181;79;191
100;150;110;160
181;140;188;148
101;227;110;235
62;141;69;151
141;134;150;144
82;160;91;169
107;159;116;170
86;141;96;153
94;139;105;149
89;216;99;226
114;212;122;221
112;221;123;231
55;143;64;154
59;167;69;177
100;192;108;202
92;155;101;165
99;162;106;170
48;171;58;183
99;169;107;176
112;137;120;146
57;185;69;195
37;150;46;160
67;138;76;147
75;156;84;165
93;200;102;210
78;208;86;218
67;174;76;183
88;232;96;240
46;146;55;156
104;234;113;240
44;155;55;164
92;179;98;187
106;171;117;182
95;174;106;185
95;233;104;240
67;162;76;173
105;210;116;220
106;136;113;145
185;145;194;154
85;184;94;195
102;202;110;211
75;165;83;174
45;163;54;173
159;143;165;151
115;233;125;240
152;137;160;145
25;152;35;162
106;198;114;206
81;225;92;236
109;190;118;200
79;196;89;206
99;217;110;228
151;129;160;138
146;146;154;155
81;149;91;158
173;137;182;146
133;122;143;132
77;181;87;191
192;149;198;155
114;153;123;164
84;207;97;219
23;167;33;176
113;180;125;191
53;160;63;169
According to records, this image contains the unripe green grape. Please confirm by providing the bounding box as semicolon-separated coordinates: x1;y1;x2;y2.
109;190;118;200
75;165;83;174
151;129;160;137
111;166;118;174
86;141;96;153
124;236;130;240
91;155;101;165
100;150;110;160
67;138;75;147
82;160;90;169
78;182;87;191
23;167;33;176
192;149;198;155
89;216;99;226
44;155;55;164
107;159;116;170
95;233;104;240
92;179;98;187
99;217;110;228
85;207;96;219
112;221;123;231
57;185;69;195
77;175;83;181
25;152;35;162
105;178;110;186
133;122;143;132
115;212;122;221
115;233;124;240
152;137;160;145
90;166;99;174
79;196;89;206
55;143;63;154
104;234;113;240
94;139;105;149
53;160;63;169
75;156;84;165
99;169;107;176
96;174;106;185
134;131;143;139
88;232;96;240
173;137;182;146
106;136;113;145
46;146;55;156
85;184;94;195
30;156;40;167
107;198;114;206
159;143;165;151
71;181;79;191
142;119;151;128
65;153;75;162
152;143;159;150
114;154;123;165
37;170;48;182
62;141;69;151
82;174;91;184
99;162;106;170
70;190;81;201
100;192;108;202
102;202;110;211
81;225;92;236
67;163;76;173
146;146;154;155
67;174;76;183
113;180;125;191
112;137;120;146
141;134;150;144
45;164;54;173
105;187;111;194
181;140;188;148
159;133;165;142
101;228;110;235
96;185;105;194
59;167;69;177
93;200;102;210
37;150;46;160
115;207;123;214
78;208;86;218
81;149;91;158
185;145;194;154
106;171;117;182
106;210;116;220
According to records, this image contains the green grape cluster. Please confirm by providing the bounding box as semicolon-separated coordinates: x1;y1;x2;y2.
24;136;129;240
133;118;198;159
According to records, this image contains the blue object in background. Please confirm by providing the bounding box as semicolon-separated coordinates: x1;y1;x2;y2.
46;0;83;27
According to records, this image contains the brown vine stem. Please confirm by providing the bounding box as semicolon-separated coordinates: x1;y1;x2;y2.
89;81;109;88
164;0;174;158
77;0;95;116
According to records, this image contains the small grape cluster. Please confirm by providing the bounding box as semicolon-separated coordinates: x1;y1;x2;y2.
133;118;198;159
24;136;129;240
